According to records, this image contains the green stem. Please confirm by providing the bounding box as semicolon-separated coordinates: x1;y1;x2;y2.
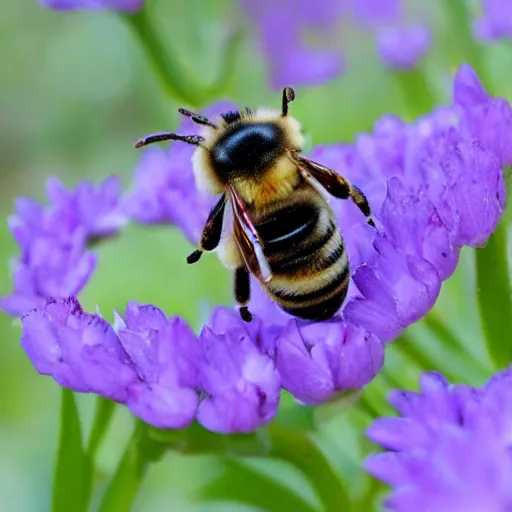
97;424;150;512
267;423;350;512
121;10;240;107
476;213;512;369
52;390;86;512
444;0;487;85
83;398;116;508
87;397;116;456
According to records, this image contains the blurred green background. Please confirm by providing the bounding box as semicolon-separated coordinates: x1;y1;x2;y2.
0;0;509;510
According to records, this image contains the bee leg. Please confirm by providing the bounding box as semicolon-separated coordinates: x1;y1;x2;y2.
234;267;252;322
349;184;376;227
326;176;375;227
186;195;226;264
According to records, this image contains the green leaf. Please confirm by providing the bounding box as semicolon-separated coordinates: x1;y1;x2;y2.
197;460;318;512
267;423;350;512
52;389;86;512
476;214;512;369
97;423;151;512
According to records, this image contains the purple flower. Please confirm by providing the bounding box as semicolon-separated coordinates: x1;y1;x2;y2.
21;297;138;402
38;0;144;12
365;370;512;512
474;0;512;40
277;319;383;405
22;297;202;429
454;64;512;167
377;25;431;70
197;309;281;433
0;177;126;316
116;302;202;429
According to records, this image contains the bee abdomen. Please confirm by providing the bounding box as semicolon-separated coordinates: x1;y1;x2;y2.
253;196;349;321
256;203;319;254
267;246;349;321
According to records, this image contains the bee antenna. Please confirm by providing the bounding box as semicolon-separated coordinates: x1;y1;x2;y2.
134;132;205;149
178;108;218;129
281;87;295;116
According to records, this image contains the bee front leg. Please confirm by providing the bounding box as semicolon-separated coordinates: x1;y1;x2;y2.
234;267;252;322
186;195;226;264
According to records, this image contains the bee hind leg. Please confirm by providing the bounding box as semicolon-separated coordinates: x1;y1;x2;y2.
234;267;252;322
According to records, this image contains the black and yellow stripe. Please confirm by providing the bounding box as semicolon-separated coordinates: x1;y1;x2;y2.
253;184;349;321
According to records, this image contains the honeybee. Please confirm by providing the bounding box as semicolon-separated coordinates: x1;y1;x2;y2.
135;88;374;322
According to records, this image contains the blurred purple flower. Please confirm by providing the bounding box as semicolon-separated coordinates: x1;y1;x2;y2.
38;0;143;12
4;65;510;433
377;25;431;70
349;0;400;25
242;0;433;87
241;0;344;89
474;0;512;40
365;370;512;512
0;177;126;316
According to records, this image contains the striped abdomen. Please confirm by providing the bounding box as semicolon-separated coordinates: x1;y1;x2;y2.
254;190;349;321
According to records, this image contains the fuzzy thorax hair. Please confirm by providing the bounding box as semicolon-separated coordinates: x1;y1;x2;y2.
192;108;305;205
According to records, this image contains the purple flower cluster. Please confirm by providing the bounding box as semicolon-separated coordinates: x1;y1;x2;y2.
0;177;126;317
1;65;509;433
365;369;512;511
22;297;280;432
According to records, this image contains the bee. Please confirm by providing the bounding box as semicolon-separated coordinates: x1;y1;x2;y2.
135;87;375;323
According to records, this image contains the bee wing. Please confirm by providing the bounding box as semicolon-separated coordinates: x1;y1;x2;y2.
297;156;347;197
228;185;273;283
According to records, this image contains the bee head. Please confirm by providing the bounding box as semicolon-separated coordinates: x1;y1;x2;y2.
210;120;285;181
